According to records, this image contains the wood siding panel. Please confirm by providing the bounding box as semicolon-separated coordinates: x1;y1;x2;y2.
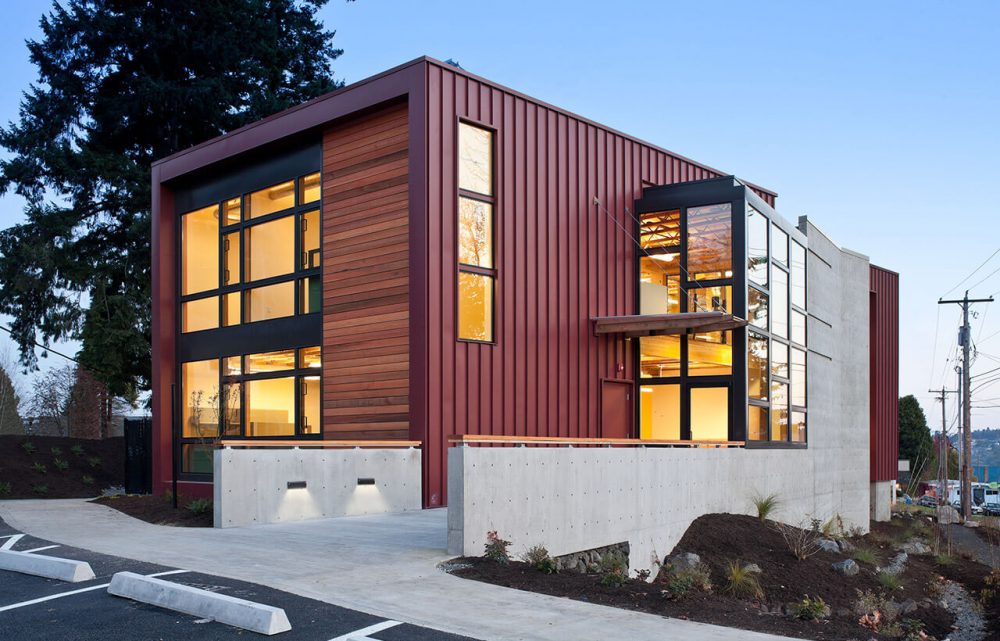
870;265;900;482
322;103;409;441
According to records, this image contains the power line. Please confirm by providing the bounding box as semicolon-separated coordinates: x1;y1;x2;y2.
942;248;1000;298
0;325;85;367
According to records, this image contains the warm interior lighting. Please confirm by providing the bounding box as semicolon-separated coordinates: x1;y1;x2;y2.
650;253;675;262
640;387;653;393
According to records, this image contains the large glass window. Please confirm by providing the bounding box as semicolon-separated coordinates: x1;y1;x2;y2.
182;297;219;334
301;210;320;269
688;331;732;376
640;335;681;378
246;281;295;323
249;180;295;219
182;359;220;439
748;333;768;400
457;122;496;342
772;224;788;266
301;376;321;435
747;207;768;286
690;387;729;440
791;348;806;407
299;172;321;205
246;349;297;374
639;255;681;314
640;210;681;250
791;241;806;308
771;381;789;441
639;384;680;439
748;287;768;330
247;216;294;281
791;310;806;346
772;268;789;338
748;405;768;441
224;232;240;286
246;377;296;436
791;411;806;442
771;340;789;379
687;203;732;280
181;205;219;295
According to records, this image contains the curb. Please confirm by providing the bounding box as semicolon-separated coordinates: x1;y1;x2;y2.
107;572;291;635
0;550;96;583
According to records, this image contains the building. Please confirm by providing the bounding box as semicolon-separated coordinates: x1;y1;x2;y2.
151;57;898;529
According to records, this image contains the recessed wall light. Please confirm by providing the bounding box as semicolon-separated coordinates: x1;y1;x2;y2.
357;478;376;486
287;481;307;490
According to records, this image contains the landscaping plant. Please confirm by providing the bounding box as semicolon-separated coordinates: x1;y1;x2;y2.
86;456;102;469
70;444;85;457
186;498;212;515
50;446;62;456
21;441;36;454
789;595;828;621
660;563;713;600
723;560;763;600
877;571;902;591
751;493;780;523
81;475;94;486
31;462;46;474
853;547;878;565
484;530;512;565
0;481;10;496
31;484;49;495
773;518;823;560
53;458;69;471
521;545;558;574
598;553;628;588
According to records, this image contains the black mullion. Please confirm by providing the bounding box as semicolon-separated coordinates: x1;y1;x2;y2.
679;206;690;440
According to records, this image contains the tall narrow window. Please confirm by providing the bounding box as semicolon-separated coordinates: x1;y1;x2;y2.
791;241;806;309
687;203;732;280
747;207;768;286
457;122;496;342
181;205;219;295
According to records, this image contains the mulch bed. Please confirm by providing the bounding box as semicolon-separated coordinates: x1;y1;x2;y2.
0;435;124;499
454;513;998;641
91;494;213;528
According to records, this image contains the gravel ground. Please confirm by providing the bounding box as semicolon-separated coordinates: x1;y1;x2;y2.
940;580;987;641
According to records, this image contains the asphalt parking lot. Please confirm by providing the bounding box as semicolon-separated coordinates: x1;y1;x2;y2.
0;518;476;641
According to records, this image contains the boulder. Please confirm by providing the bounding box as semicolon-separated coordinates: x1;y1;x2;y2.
817;538;841;554
831;559;859;576
743;563;762;574
937;505;962;524
899;539;931;555
837;539;855;553
879;551;908;576
664;552;701;571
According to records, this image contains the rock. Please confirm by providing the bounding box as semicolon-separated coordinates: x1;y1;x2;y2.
664;552;701;571
831;559;859;576
899;539;931;555
937;504;962;524
837;539;855;553
817;538;841;553
884;600;901;620
899;599;918;614
879;551;908;576
743;563;762;574
964;520;980;529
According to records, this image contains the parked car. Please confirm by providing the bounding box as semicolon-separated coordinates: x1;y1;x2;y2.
917;495;938;508
983;504;1000;517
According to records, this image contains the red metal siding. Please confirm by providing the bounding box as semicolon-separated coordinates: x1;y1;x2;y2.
419;60;775;506
870;265;900;482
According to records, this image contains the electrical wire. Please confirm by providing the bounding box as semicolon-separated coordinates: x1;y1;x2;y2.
941;247;1000;298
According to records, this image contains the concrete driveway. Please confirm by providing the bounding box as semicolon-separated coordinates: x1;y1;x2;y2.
0;499;804;641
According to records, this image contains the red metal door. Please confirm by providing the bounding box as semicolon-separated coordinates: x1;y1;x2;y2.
601;380;633;439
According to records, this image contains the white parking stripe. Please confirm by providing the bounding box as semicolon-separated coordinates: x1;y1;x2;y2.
21;545;59;554
1;534;24;550
329;620;403;641
0;570;189;612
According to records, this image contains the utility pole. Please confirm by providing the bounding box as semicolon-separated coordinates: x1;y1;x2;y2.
939;291;993;521
929;386;958;506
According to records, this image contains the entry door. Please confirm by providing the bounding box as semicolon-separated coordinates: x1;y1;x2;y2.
601;380;633;439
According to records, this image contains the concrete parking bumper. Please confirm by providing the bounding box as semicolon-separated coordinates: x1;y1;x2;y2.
108;571;293;635
0;549;96;583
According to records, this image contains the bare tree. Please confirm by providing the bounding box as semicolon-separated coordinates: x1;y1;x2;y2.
26;365;75;436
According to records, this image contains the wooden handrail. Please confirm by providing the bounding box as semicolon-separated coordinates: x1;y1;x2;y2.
218;439;421;448
447;434;744;448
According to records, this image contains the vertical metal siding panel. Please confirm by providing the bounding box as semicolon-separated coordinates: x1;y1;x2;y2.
453;75;468;440
514;97;527;436
502;92;515;438
441;70;456;498
425;65;443;506
869;266;900;482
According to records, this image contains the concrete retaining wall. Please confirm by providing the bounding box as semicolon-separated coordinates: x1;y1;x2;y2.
214;447;422;528
448;218;873;572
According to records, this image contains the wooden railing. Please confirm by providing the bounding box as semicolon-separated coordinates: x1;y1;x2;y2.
447;434;744;448
218;439;421;449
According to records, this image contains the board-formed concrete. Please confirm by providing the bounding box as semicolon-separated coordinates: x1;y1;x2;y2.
871;480;893;521
0;549;96;582
449;218;872;572
214;447;421;528
108;571;292;635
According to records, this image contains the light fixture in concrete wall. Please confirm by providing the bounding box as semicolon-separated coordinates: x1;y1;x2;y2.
357;478;375;486
287;481;307;490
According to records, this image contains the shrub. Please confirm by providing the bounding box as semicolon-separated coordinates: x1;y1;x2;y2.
751;493;780;523
660;562;713;600
70;444;85;457
32;484;49;495
21;441;36;454
935;553;954;566
81;475;94;486
634;568;651;581
186;498;213;515
790;595;828;621
773;519;823;561
981;569;1000;604
484;531;511;565
522;545;558;574
86;456;102;469
899;619;928;641
853;547;878;565
0;481;11;496
877;572;902;591
31;462;47;474
820;515;846;540
53;458;69;471
724;560;763;600
598;552;629;588
854;588;894;632
50;446;63;456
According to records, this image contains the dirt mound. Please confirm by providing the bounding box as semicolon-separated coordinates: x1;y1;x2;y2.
91;494;212;527
0;435;124;499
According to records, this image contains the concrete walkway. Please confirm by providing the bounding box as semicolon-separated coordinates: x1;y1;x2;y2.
0;499;804;641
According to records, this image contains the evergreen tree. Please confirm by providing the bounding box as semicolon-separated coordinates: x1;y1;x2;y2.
0;0;344;397
899;395;933;475
0;365;22;435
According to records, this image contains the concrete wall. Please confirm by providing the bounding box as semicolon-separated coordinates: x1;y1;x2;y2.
447;218;872;572
871;480;894;522
214;447;421;528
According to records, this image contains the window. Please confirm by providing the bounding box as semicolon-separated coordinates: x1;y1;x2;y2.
748;405;768;441
222;383;241;436
181;205;219;295
791;310;806;346
771;381;789;441
457;122;496;342
246;349;297;374
748;333;768;400
246;377;295;436
178;171;321;333
687;203;732;280
182;359;219;439
249;180;295;219
772;268;789;338
791;411;806;442
639;384;680;439
639;255;681;314
748;287;768;330
791;348;806;407
791;241;806;308
640;210;681;250
747;207;768;286
182;296;219;333
688;331;732;376
690;387;729;440
771;340;789;379
772;223;788;265
640;335;681;378
299;346;321;368
301;376;320;434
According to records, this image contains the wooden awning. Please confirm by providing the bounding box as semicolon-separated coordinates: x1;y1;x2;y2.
592;312;747;337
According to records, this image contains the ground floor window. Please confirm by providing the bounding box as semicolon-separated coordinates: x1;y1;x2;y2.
178;346;322;475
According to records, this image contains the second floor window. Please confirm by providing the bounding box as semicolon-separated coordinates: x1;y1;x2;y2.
457;122;496;342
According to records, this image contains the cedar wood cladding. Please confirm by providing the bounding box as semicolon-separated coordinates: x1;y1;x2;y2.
421;61;776;506
869;265;899;482
322;102;410;440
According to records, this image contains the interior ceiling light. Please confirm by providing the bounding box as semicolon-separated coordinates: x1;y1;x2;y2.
650;254;675;262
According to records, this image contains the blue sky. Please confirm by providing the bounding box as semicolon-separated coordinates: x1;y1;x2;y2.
0;1;998;429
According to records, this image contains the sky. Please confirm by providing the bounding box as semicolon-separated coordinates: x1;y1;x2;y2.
0;1;998;429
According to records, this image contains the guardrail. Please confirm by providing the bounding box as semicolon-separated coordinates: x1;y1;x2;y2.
218;440;421;449
447;435;744;448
